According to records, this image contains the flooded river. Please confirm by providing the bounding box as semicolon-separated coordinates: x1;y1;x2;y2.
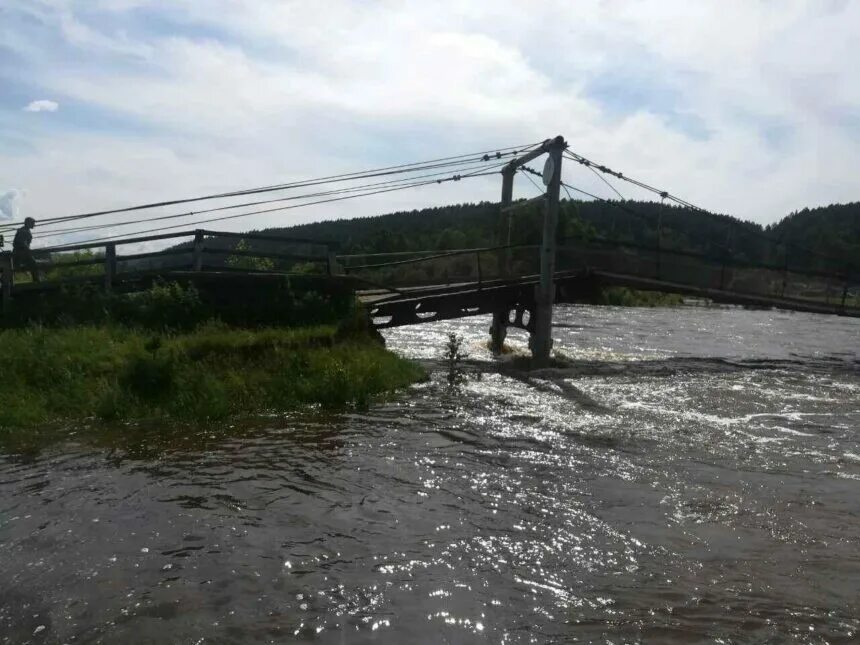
1;305;858;643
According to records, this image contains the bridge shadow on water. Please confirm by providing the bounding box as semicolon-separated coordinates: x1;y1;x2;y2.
429;351;860;383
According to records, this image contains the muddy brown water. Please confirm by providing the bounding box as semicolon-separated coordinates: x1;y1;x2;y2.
1;305;858;643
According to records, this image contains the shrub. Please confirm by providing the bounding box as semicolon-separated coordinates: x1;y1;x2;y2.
598;287;683;307
0;325;426;432
2;279;355;331
120;352;176;401
444;332;468;387
226;240;275;271
117;281;206;330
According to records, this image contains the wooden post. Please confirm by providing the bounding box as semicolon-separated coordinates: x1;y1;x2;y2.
719;221;733;290
1;252;12;313
500;166;515;277
488;138;558;357
104;243;117;292
530;135;565;367
192;230;205;271
656;199;664;280
327;249;343;276
502;167;515;239
490;167;516;354
476;250;483;290
781;243;789;298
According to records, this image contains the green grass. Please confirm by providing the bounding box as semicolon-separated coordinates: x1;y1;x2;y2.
0;322;425;430
598;287;684;307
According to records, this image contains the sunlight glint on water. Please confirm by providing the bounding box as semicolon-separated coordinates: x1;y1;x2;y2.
0;305;858;643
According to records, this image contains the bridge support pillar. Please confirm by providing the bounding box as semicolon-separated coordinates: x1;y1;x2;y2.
499;167;515;278
489;309;508;354
531;136;565;367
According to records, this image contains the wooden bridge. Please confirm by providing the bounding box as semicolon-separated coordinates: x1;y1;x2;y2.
347;239;859;334
2;226;856;361
2;137;858;366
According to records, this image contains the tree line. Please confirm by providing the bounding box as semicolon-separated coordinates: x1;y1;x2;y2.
200;199;859;277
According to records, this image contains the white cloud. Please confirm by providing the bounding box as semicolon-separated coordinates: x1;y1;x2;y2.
1;0;859;241
0;190;23;220
23;99;59;112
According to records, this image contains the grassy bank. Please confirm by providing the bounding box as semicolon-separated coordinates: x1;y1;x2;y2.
598;287;684;307
0;323;424;429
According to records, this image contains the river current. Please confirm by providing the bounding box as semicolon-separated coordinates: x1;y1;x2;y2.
1;305;858;644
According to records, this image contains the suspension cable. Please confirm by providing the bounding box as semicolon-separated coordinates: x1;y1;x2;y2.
587;164;625;200
563;150;693;209
46;166;503;250
562;150;857;272
1;142;540;232
35;157;511;241
518;167;546;197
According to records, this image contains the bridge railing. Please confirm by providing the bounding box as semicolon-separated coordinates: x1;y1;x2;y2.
339;234;858;315
0;229;336;306
339;243;541;292
557;235;859;314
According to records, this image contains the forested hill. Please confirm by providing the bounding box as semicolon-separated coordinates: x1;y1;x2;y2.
203;199;860;274
766;203;860;261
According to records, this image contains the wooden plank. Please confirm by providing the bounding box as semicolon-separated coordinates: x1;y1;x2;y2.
104;243;117;291
117;249;192;263
346;244;538;272
1;252;12;311
199;229;334;248
503;140;553;170
43;230;198;254
500;194;544;213
202;248;327;263
192;230;204;271
42;257;103;269
591;270;859;317
560;238;853;282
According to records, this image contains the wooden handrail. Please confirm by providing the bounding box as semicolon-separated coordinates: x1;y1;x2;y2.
41;230;200;254
201;248;327;263
560;236;856;283
338;244;539;262
118;248;192;263
344;243;540;272
198;229;336;248
37;228;337;256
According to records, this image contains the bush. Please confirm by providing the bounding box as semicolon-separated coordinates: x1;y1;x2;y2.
225;239;275;271
598;287;683;307
120;352;176;401
115;281;206;330
444;333;468;387
2;279;355;331
0;325;425;431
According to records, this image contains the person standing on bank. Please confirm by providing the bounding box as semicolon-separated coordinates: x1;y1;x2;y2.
13;217;40;283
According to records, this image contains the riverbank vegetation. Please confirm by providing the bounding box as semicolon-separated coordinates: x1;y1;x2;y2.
0;322;423;430
597;287;684;307
2;274;354;330
0;281;424;430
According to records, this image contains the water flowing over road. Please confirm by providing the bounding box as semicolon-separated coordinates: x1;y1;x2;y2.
1;305;858;643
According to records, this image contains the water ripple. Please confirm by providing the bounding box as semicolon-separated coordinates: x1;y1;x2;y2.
1;306;858;643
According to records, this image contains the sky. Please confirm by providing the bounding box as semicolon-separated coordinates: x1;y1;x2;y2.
1;0;858;245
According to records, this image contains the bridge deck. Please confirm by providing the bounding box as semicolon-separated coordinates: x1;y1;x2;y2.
361;269;859;329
